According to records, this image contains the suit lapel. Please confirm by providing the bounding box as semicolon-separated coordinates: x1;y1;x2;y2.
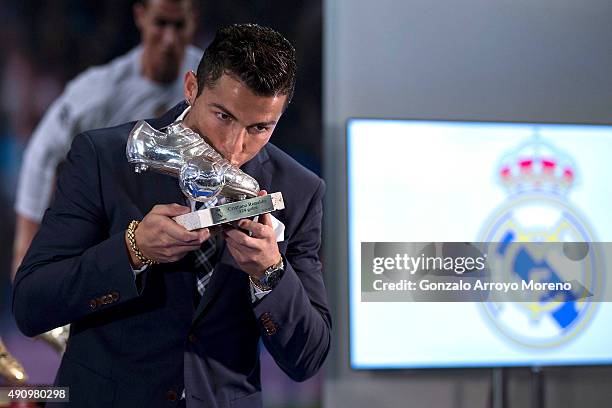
145;100;189;129
136;172;185;212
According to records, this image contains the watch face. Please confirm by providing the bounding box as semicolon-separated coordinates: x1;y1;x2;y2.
262;265;283;288
259;277;272;289
261;272;275;288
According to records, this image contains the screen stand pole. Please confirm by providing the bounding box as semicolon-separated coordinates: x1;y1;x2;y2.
531;366;544;408
491;367;506;408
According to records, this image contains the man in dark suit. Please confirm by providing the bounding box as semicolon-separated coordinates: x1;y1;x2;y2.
12;24;330;408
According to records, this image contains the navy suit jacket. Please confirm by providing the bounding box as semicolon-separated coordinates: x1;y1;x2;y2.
13;102;331;408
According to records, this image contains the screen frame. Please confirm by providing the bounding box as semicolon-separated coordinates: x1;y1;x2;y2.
346;116;612;371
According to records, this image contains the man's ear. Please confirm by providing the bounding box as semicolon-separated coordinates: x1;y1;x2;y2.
133;2;145;31
184;71;199;105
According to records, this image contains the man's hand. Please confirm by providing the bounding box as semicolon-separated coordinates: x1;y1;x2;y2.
11;214;40;282
223;191;281;279
125;204;211;268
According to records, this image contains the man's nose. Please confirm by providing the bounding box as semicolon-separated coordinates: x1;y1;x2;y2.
224;128;246;164
161;26;179;48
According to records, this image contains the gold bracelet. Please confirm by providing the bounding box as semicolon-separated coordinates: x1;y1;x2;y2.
249;275;268;291
126;220;158;266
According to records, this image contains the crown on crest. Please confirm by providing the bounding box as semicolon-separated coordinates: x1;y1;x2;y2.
498;130;576;195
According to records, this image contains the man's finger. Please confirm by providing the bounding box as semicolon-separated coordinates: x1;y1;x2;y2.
162;245;201;262
175;243;206;252
224;229;259;249
172;239;207;247
163;219;202;243
224;236;242;253
196;228;211;241
259;212;273;228
237;219;269;238
224;238;250;263
152;203;191;217
224;235;258;258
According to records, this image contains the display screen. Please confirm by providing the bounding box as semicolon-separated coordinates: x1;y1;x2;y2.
347;118;612;369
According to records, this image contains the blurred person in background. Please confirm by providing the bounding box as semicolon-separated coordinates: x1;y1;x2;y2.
7;0;201;358
12;0;201;280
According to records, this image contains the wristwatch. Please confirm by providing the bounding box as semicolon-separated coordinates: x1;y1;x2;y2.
251;257;285;291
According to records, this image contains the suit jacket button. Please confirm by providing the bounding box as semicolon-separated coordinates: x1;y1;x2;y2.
166;390;178;401
188;334;197;343
264;321;277;335
89;299;97;310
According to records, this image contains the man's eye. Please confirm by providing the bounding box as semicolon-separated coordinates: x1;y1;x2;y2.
154;18;168;28
251;125;269;133
154;18;185;30
216;112;231;121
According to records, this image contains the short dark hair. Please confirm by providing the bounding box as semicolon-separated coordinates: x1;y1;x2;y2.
196;24;297;107
139;0;194;6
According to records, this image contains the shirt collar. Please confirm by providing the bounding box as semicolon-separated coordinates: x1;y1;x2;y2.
176;105;191;122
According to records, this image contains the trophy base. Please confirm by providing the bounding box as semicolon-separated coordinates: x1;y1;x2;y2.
174;192;285;231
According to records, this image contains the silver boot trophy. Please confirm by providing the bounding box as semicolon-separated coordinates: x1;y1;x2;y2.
127;117;284;230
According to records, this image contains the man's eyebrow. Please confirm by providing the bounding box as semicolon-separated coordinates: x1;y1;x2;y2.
250;120;277;128
210;103;277;127
154;16;186;26
210;103;237;120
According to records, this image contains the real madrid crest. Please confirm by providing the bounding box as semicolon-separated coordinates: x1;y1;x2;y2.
478;130;602;349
